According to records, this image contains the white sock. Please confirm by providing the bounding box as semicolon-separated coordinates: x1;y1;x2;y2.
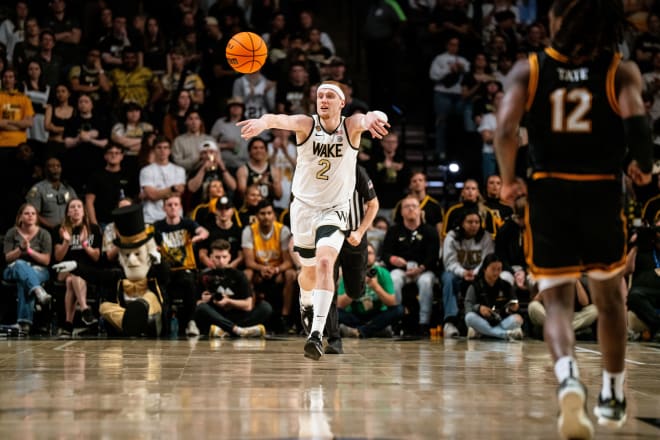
601;370;625;401
300;288;313;308
310;289;334;336
554;356;580;383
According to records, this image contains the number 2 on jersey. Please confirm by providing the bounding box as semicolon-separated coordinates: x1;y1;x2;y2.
550;87;592;133
316;159;331;180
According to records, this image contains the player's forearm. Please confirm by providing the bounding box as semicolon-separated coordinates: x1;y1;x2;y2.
358;198;379;237
494;128;519;185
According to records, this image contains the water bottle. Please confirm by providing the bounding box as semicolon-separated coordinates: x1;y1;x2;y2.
170;314;179;339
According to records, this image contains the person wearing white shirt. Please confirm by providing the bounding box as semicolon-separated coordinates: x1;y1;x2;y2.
139;136;186;224
429;36;471;161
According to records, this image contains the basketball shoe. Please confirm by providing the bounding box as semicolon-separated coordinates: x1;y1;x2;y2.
304;331;323;360
594;393;627;429
557;376;594;440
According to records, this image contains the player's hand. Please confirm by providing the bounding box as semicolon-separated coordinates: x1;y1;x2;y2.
236;118;267;139
627;160;653;186
364;112;390;139
346;230;362;247
500;180;522;206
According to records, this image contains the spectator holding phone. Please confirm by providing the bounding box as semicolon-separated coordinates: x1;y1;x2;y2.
464;253;524;340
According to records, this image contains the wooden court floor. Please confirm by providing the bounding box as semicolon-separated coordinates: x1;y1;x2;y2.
0;337;658;439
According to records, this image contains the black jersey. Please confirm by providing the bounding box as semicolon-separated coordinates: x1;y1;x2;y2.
246;162;274;200
526;47;626;176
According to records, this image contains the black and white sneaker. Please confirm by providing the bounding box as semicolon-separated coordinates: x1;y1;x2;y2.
594;394;627;429
300;305;313;336
557;377;594;440
304;331;323;360
81;308;98;326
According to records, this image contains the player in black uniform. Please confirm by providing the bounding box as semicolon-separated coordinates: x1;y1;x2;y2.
495;2;653;439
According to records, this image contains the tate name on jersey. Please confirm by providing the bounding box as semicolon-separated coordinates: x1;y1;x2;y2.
557;67;589;82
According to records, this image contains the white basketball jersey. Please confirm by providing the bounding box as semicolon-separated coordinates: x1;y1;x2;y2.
291;115;358;208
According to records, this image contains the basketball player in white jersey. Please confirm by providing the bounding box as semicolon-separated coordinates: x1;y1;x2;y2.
238;81;389;359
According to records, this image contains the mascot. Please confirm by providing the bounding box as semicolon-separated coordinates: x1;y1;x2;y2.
98;204;164;336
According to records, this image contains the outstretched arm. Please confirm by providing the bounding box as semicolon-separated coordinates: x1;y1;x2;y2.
495;58;529;206
345;111;390;145
237;114;313;141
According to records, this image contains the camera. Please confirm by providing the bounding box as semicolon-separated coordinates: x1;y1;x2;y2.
488;309;502;326
200;268;228;300
366;267;377;278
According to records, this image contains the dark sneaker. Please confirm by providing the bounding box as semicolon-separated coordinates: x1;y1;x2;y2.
594;394;627;429
18;322;31;335
57;328;72;339
557;377;594;440
57;322;73;339
300;305;313;336
81;307;98;326
278;316;296;335
324;337;343;354
304;331;323;360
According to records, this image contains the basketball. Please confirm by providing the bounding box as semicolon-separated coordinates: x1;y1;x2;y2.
226;32;268;74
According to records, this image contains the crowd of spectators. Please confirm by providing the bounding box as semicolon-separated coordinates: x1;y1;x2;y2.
1;0;659;343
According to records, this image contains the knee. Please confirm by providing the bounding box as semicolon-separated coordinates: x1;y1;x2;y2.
284;269;296;283
316;255;333;274
13;259;29;270
528;300;544;314
626;289;645;308
258;300;273;318
417;273;434;290
512;313;524;326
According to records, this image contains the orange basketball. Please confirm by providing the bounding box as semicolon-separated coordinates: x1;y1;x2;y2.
226;32;268;74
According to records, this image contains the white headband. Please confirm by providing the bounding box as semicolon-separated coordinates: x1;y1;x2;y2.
317;84;345;100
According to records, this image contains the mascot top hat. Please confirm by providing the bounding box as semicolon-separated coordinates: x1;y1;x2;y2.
112;204;153;249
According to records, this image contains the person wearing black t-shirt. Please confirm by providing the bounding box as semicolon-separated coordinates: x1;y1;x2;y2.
63;93;109;194
85;144;138;227
153;195;209;335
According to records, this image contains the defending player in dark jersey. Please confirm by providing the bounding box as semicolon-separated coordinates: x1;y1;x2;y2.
495;2;653;439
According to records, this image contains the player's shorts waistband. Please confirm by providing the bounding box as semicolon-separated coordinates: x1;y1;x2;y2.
531;171;617;181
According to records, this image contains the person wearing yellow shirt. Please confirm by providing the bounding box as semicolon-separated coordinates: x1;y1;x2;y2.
0;68;34;149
